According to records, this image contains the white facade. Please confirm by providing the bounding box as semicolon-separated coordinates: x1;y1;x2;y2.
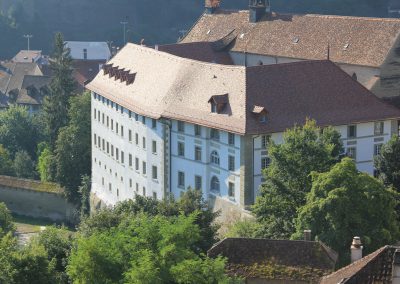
66;41;111;60
91;91;400;208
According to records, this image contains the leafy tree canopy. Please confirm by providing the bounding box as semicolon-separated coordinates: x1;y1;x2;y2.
375;135;400;192
253;119;343;239
294;158;399;266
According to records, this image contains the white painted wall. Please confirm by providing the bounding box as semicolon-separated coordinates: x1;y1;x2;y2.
91;92;164;206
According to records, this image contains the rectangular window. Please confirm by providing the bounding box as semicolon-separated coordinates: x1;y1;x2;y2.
135;113;139;121
194;125;201;136
228;182;235;198
210;129;220;140
120;106;124;114
106;142;109;154
116;148;119;161
111;145;114;157
143;187;146;196
262;135;270;148
347;125;357;139
178;171;185;188
111;119;114;131
152;140;157;154
94;108;96;119
98;136;100;147
228;155;235;171
195;146;202;161
102;177;104;186
102;113;104;124
374;144;383;156
129;110;132;118
129;130;132;142
178;142;185;157
97;110;100;122
129;179;132;188
121;151;124;164
109;183;112;192
142;116;146;124
177;121;185;132
195;175;202;190
116;104;119;112
129;154;132;167
121;126;124;137
116;122;119;134
135;133;139;145
143;137;146;149
152;119;157;129
135;157;139;171
152;166;157;180
374;121;384;136
261;157;270;169
136;183;139;192
107;99;109;106
153;192;157;199
94;134;97;146
107;116;109;128
347;147;357;160
142;161;147;175
228;133;235;146
102;139;105;151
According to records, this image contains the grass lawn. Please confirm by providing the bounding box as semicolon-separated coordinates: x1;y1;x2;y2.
13;214;75;234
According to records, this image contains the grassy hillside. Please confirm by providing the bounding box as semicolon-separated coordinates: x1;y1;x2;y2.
0;0;391;59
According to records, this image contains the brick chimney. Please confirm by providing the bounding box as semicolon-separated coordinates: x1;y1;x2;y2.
205;0;220;14
249;0;271;23
303;230;312;241
393;249;400;284
350;237;363;263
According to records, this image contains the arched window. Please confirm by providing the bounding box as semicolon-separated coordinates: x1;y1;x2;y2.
210;151;220;165
211;176;220;193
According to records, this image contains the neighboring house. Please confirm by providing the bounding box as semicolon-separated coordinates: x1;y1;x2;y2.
181;0;400;105
321;245;400;284
87;43;400;215
0;61;50;113
65;41;111;61
12;50;48;65
207;238;338;283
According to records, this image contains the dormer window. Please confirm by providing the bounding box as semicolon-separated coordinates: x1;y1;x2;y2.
252;105;268;123
208;94;228;114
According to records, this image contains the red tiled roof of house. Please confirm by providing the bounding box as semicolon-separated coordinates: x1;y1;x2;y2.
181;11;400;67
87;43;400;135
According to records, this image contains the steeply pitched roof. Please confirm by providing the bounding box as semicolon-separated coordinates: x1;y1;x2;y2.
158;42;233;65
87;43;400;135
181;11;400;67
320;246;399;284
0;62;43;96
71;59;105;91
17;75;51;105
207;238;337;281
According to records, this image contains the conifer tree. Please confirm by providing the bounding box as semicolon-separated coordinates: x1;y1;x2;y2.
43;32;75;149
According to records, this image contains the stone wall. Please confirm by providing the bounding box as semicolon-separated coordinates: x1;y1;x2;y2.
0;176;78;224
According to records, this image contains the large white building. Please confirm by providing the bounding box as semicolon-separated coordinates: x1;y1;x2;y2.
88;43;400;215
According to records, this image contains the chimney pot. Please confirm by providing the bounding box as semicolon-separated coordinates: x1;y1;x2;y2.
350;237;363;263
304;230;312;241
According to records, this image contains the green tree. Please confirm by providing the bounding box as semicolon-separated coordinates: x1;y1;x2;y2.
224;219;262;239
68;213;229;284
55;91;91;201
375;135;400;192
0;202;15;237
253;119;343;239
37;144;56;182
0;105;41;158
78;175;91;218
32;226;73;283
294;158;399;266
13;150;35;179
0;144;14;176
43;32;75;149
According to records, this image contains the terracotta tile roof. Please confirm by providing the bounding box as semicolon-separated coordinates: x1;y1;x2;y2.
87;43;400;135
320;246;399;284
158;42;233;65
207;238;337;281
181;11;400;67
71;60;105;92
